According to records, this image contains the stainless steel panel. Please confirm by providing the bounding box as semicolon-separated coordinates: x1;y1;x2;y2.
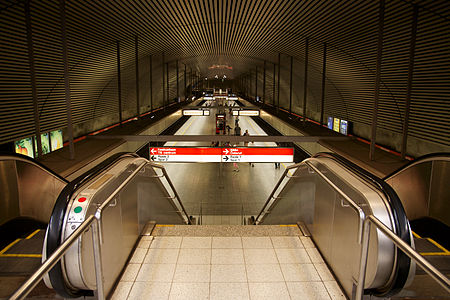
385;161;432;220
16;160;67;223
0;160;20;225
429;160;450;227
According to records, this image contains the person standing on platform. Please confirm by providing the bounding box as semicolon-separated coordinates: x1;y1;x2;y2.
235;116;239;127
243;130;254;167
234;124;241;137
226;124;232;135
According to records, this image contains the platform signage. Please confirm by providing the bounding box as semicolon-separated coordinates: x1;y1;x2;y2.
149;147;293;163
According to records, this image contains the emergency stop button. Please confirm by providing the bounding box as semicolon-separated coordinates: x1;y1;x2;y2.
78;197;87;202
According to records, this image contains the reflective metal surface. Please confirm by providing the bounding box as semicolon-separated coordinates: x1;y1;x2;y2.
386;156;450;226
0;156;67;225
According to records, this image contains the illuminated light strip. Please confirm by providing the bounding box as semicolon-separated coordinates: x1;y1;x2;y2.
278;224;297;227
0;239;21;255
155;224;174;227
0;254;42;258
25;229;41;240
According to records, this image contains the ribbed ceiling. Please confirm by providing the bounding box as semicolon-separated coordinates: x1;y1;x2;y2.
0;0;449;153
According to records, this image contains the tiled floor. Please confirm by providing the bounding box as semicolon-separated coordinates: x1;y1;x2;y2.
111;235;347;300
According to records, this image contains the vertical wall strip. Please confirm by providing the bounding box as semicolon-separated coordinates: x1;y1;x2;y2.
135;35;140;119
272;63;276;106
263;60;266;105
401;5;418;159
166;63;169;104
277;53;281;111
303;37;309;125
176;60;179;101
184;64;187;100
255;66;258;100
162;52;165;110
289;55;293;114
24;0;42;158
59;0;74;159
370;0;385;160
320;42;327;126
116;41;122;124
149;54;153;111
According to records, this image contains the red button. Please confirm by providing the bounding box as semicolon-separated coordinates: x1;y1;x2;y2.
78;197;87;202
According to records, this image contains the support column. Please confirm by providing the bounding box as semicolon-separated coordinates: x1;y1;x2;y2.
25;0;42;158
401;5;418;159
273;63;276;106
303;37;309;125
289;56;293;114
184;64;187;100
59;0;75;159
149;54;153;111
263;60;266;105
162;53;165;110
166;63;169;104
370;0;385;160
176;60;179;102
277;53;281;111
255;66;258;102
320;42;327;126
117;41;122;124
135;35;140;119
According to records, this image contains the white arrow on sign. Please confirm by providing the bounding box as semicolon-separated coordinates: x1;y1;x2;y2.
223;149;229;155
150;148;157;154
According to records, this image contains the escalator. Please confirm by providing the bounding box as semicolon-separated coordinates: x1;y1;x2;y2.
0;153;68;299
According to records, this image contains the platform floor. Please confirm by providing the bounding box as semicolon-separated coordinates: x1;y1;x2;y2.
111;225;347;300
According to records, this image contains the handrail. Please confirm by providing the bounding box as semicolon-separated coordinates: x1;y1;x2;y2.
356;214;450;299
9;215;97;300
149;163;191;225
254;162;302;224
384;153;450;180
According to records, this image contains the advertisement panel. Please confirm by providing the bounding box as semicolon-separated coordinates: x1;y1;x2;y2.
328;117;333;130
50;130;63;151
340;120;348;135
34;133;50;154
15;137;34;158
333;118;340;132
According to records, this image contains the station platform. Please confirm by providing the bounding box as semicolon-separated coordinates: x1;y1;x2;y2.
111;225;346;300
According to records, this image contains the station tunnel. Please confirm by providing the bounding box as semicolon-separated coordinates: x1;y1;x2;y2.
0;1;449;299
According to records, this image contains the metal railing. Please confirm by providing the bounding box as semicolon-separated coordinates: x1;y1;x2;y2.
255;158;450;299
9;161;189;300
356;214;450;298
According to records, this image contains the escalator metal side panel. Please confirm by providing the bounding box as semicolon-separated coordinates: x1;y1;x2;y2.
0;160;20;225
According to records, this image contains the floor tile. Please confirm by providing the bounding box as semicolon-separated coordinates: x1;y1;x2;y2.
129;248;148;264
271;236;304;249
212;248;244;264
244;248;278;264
150;236;182;248
300;236;316;248
173;264;211;282
324;281;347;300
212;237;243;248
181;237;212;248
120;263;141;282
315;263;335;281
242;237;273;248
169;282;209;300
280;263;321;281
211;264;247;282
306;247;325;263
177;248;211;264
127;282;171;300
135;263;176;282
246;264;284;282
144;248;179;264
110;281;132;300
248;282;290;300
275;248;311;264
210;282;250;300
287;281;331;300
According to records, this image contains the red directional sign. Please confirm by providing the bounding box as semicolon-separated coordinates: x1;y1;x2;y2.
149;147;293;163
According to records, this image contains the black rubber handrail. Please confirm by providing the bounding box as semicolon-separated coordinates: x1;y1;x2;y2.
46;152;139;298
314;152;412;297
0;152;68;183
383;152;450;180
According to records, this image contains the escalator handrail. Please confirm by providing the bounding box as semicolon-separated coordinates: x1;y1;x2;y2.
383;152;450;180
0;152;68;183
313;152;412;297
46;152;139;298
